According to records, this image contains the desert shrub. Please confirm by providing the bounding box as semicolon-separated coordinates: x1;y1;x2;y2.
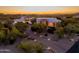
8;27;22;44
31;23;47;33
0;30;6;43
15;22;28;32
55;27;64;38
18;40;44;53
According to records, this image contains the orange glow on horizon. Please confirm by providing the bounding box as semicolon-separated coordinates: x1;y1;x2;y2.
0;7;79;14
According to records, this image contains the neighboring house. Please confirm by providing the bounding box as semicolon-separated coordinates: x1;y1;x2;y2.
13;16;26;24
25;17;33;24
36;18;61;27
13;16;32;24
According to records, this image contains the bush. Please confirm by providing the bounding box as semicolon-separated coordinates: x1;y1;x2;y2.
55;27;64;38
8;27;22;44
18;40;44;53
11;27;22;37
0;30;6;43
56;17;79;39
0;26;23;45
31;23;47;33
3;20;13;30
32;42;44;53
65;23;79;34
15;22;28;32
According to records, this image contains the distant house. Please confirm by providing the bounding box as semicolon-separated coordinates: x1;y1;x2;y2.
73;15;79;18
36;18;61;27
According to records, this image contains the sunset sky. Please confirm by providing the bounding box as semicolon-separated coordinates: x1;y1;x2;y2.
0;6;79;14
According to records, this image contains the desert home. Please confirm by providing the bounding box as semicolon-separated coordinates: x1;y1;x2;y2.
36;18;61;27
